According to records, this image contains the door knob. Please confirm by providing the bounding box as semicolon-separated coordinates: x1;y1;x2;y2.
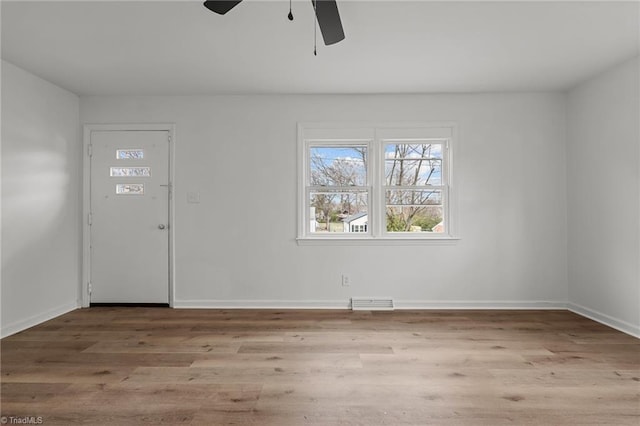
158;224;166;230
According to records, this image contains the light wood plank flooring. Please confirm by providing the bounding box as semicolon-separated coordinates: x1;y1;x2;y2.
1;308;639;425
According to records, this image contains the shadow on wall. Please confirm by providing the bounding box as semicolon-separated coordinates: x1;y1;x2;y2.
1;125;71;271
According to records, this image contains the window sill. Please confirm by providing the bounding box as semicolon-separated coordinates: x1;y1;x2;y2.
296;236;460;246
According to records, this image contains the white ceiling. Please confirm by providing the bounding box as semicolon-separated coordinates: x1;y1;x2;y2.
2;1;638;96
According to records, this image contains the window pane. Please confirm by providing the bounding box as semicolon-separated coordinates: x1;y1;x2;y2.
385;159;442;186
116;183;144;195
385;143;443;186
310;191;368;233
386;189;442;206
386;205;444;233
116;149;144;159
110;167;151;177
385;143;443;160
310;146;367;186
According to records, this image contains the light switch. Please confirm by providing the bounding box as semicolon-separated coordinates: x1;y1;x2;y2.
187;192;200;204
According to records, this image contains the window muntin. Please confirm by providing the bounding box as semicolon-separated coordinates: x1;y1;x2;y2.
299;125;454;241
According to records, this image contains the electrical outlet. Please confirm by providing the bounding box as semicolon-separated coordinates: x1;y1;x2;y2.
342;274;350;286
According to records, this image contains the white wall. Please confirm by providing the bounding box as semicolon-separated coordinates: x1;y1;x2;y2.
567;57;640;337
1;61;81;337
81;93;568;308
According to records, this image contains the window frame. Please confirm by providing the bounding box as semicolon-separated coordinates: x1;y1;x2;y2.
297;123;459;245
381;138;449;237
302;138;374;239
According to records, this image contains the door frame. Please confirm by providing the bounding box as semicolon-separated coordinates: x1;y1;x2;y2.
82;123;176;308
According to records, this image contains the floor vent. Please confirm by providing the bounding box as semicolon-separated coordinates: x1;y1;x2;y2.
351;298;394;311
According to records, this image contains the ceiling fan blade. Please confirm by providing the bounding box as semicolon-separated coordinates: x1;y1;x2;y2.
313;0;345;45
203;1;243;15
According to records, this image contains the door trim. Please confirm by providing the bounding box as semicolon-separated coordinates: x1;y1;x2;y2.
82;123;176;308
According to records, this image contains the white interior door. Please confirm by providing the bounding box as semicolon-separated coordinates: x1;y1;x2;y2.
90;130;170;303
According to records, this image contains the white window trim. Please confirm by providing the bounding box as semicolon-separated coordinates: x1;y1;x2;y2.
297;122;459;245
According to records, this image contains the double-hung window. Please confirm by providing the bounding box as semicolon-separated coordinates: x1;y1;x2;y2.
306;138;371;235
298;123;457;243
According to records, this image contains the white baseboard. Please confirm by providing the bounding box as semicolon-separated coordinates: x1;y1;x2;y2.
394;300;567;310
174;299;566;310
568;302;640;339
173;299;351;309
1;301;79;338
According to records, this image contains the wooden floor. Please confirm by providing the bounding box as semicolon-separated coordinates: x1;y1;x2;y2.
1;308;639;425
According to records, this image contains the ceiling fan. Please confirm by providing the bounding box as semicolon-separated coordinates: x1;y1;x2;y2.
203;0;345;47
